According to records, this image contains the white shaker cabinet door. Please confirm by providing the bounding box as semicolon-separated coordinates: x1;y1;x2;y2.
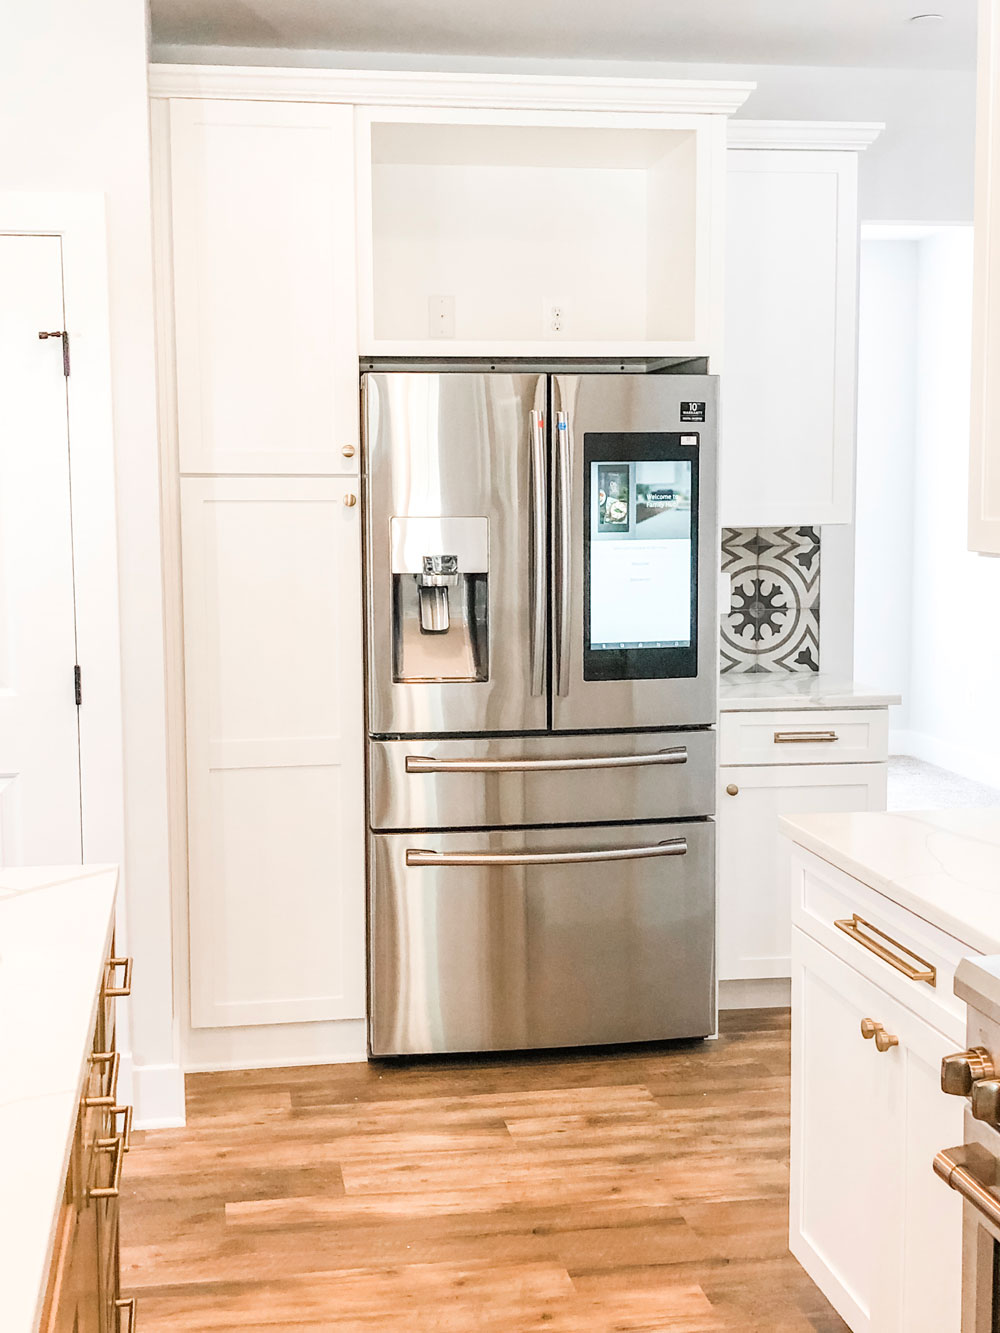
169;100;359;475
722;150;858;526
181;477;365;1028
717;762;885;981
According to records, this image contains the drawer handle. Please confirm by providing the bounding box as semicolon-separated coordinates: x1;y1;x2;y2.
111;1104;134;1152
405;839;687;868
84;1050;121;1107
835;914;937;987
116;1298;137;1333
773;730;839;743
934;1144;1000;1230
90;1132;125;1198
860;1018;898;1052
405;748;687;774
103;956;133;998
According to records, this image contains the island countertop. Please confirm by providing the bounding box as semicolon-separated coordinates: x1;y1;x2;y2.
780;808;1000;955
0;864;119;1333
719;674;901;712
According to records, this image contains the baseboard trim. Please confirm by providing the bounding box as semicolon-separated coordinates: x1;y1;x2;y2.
890;728;998;789
719;978;791;1010
184;1049;368;1074
132;1060;186;1129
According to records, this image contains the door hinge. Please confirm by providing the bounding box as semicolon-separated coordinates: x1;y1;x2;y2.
74;664;82;706
38;329;70;375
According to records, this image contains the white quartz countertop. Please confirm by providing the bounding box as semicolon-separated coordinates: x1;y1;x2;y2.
0;864;118;1333
719;673;901;711
780;808;1000;954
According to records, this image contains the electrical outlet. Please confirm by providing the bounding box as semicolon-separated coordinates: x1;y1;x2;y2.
544;299;565;335
428;294;455;339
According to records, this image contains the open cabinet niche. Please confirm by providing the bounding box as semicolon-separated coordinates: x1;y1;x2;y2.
358;111;719;356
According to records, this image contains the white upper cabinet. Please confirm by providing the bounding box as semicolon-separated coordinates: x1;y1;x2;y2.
355;106;731;359
168;100;359;474
722;139;871;527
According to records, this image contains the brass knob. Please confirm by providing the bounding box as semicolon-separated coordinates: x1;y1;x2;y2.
861;1018;881;1041
343;493;357;508
342;444;356;458
972;1079;1000;1128
874;1028;899;1053
942;1047;997;1096
725;783;739;796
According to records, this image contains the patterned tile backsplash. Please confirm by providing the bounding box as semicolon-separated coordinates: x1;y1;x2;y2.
721;527;820;674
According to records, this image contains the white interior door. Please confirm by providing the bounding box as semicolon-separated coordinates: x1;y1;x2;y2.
0;235;82;865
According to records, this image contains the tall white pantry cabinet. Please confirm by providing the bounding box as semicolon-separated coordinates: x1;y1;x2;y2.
151;67;876;1067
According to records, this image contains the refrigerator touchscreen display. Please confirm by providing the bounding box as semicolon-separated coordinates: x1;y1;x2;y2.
584;434;699;681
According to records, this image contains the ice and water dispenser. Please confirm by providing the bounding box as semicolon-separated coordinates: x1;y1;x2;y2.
390;516;489;683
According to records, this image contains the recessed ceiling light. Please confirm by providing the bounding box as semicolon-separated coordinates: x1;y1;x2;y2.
908;12;945;23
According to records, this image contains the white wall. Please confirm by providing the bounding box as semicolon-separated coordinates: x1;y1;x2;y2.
2;6;182;1125
153;45;977;224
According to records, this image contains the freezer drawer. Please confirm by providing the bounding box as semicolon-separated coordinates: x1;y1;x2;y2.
369;729;716;830
368;820;715;1056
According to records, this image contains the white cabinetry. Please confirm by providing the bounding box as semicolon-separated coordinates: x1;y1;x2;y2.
722;128;880;527
717;707;888;987
789;849;965;1333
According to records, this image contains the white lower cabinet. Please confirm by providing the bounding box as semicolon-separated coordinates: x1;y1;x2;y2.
180;476;366;1029
790;928;963;1333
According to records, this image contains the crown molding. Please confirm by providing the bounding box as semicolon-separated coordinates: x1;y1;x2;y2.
148;63;756;115
727;120;885;151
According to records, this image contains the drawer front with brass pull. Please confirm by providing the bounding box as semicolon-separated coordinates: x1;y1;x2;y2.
720;708;888;766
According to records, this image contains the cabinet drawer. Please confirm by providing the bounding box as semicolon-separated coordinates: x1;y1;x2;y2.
720;708;888;765
790;844;971;1043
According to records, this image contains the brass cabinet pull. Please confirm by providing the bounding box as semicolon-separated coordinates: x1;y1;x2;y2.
103;956;133;998
341;444;356;458
860;1017;899;1053
115;1297;137;1332
773;730;839;743
343;492;357;507
725;783;739;796
90;1133;125;1198
934;1144;1000;1230
84;1050;121;1107
111;1104;134;1152
835;914;937;987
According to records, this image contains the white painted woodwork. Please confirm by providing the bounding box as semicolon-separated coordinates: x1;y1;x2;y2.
0;235;81;865
719;707;889;766
790;925;963;1333
723;150;859;526
356;107;726;358
969;0;1000;553
180;476;365;1028
717;762;885;982
169;100;359;475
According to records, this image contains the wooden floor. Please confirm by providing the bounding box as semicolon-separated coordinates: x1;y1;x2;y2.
120;1008;847;1331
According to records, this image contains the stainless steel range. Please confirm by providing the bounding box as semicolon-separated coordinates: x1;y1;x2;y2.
936;957;1000;1330
362;368;718;1057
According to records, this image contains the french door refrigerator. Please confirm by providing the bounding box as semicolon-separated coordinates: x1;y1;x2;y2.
362;369;718;1056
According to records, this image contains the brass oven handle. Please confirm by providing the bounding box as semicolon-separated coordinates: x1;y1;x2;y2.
115;1297;137;1332
85;1050;121;1107
103;956;133;998
555;409;571;698
112;1104;134;1151
405;748;687;774
835;914;937;986
934;1145;1000;1231
406;839;687;867
773;730;839;743
90;1133;125;1198
529;407;547;698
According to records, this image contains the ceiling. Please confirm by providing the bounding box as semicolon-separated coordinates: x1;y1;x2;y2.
149;0;976;71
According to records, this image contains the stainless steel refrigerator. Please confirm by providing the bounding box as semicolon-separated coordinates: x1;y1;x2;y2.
362;369;718;1056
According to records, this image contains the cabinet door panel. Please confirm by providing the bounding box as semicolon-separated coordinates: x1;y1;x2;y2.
723;150;857;526
718;762;885;980
181;477;365;1027
170;100;358;475
791;928;901;1333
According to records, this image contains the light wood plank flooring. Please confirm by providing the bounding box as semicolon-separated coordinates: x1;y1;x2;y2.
120;1008;847;1331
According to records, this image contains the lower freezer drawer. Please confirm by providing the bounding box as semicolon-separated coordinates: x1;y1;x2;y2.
369;820;715;1056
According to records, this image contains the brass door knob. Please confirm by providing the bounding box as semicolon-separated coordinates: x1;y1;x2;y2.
725;783;739;796
861;1017;881;1041
342;444;356;458
343;493;357;508
874;1028;899;1053
972;1079;1000;1128
942;1047;996;1096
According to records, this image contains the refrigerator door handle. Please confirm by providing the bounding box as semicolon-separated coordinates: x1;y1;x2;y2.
405;747;688;774
555;408;572;697
529;408;547;697
405;839;688;868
